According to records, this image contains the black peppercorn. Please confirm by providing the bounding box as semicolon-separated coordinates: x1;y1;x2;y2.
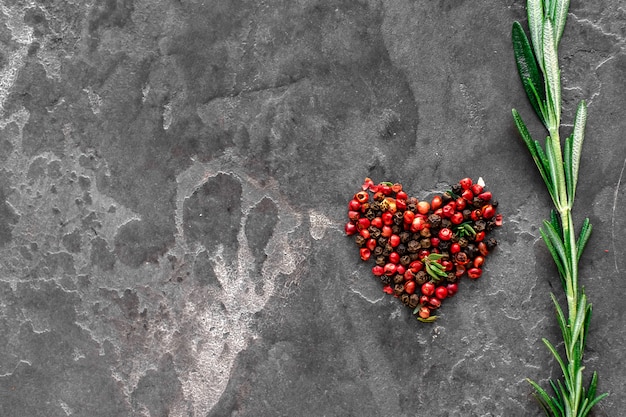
428;214;442;228
486;237;498;250
394;283;404;296
415;271;428;285
354;235;366;247
409;294;420;308
400;255;411;266
373;246;383;256
474;220;486;232
393;274;404;284
396;244;407;256
401;293;411;306
407;240;420;253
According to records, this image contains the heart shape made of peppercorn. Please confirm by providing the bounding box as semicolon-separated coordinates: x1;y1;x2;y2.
345;177;502;322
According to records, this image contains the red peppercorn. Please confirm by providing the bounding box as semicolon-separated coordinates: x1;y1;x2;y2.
384;263;397;276
446;283;458;297
396;190;408;200
396;198;407;211
471;209;482;221
438;228;453;241
389;234;401;247
459;177;473;190
431;195;443;211
435;286;448;300
430;237;440;247
362;177;375;191
450;242;461;254
391;183;403;194
357;217;370;230
360;248;371;261
348;211;360;221
418;249;430;259
441;260;453;272
404;280;416;295
421;282;435;297
345;222;357;235
404;269;415;281
381;225;393;238
359;229;370;239
481;204;495;219
495;214;503;227
418;306;431;319
366;238;377;251
410;217;428;232
474;231;485;242
450;211;464;225
382;212;394;225
372;265;384;276
420;295;429;305
349;199;361;211
477;242;489;256
442;203;455;218
355;191;369;203
473;256;485;268
379;184;392;196
455;197;467;211
478;191;492;201
455;265;465;278
409;260;423;273
403;211;415;225
382;285;394;294
396;265;406;276
389;252;400;264
467;267;482;279
371;217;383;229
461;189;474;202
429;297;441;309
417;201;430;215
470;183;483;195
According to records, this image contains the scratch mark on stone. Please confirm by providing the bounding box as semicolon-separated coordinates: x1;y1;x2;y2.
611;157;626;273
348;287;384;304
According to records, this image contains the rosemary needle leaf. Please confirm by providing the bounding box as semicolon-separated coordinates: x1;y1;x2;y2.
512;22;546;123
542;20;561;123
550;293;570;346
553;0;571;46
527;0;545;68
576;218;592;261
571;100;587;196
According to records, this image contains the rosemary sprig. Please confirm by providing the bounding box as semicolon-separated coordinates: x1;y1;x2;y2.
511;1;608;415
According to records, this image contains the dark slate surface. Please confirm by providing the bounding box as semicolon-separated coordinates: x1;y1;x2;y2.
0;1;624;416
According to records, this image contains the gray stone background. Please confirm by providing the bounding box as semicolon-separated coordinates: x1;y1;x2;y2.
0;0;624;416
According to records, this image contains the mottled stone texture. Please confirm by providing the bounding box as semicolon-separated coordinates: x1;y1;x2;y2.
0;0;624;416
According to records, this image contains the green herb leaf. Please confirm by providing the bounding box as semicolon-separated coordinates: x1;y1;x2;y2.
527;378;563;417
542;19;561;125
512;22;546;123
553;0;570;46
576;218;592;261
527;0;545;69
550;293;570;347
564;134;574;205
512;109;555;199
570;100;587;201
